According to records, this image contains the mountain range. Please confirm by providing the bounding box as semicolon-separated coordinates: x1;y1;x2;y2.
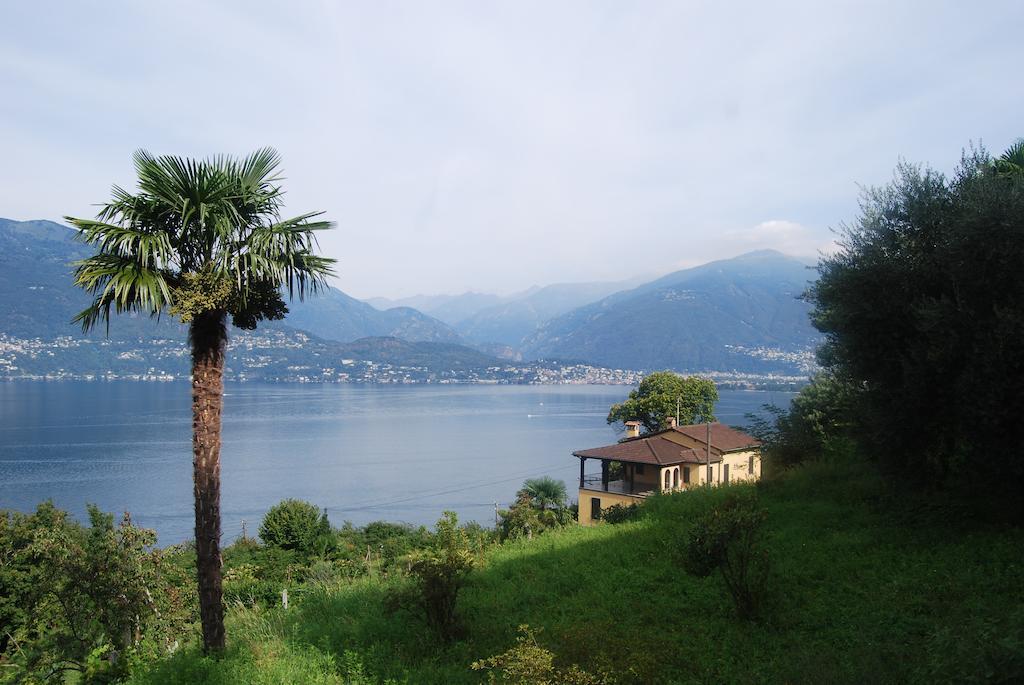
0;218;461;344
523;250;818;372
367;278;643;346
0;217;821;376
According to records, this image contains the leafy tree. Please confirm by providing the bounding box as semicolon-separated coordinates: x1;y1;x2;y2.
0;503;172;682
259;499;332;554
607;371;718;433
516;477;567;513
66;149;334;651
809;141;1024;511
745;373;858;470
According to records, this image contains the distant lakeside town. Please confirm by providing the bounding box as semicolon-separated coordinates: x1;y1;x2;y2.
0;332;813;389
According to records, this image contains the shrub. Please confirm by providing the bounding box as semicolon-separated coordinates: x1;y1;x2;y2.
678;490;770;620
498;493;574;542
498;495;542;541
258;499;331;554
600;503;640;525
0;503;174;682
470;625;609;684
386;511;476;642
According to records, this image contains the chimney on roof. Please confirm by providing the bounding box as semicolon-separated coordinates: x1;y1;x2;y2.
666;416;677;429
625;421;641;439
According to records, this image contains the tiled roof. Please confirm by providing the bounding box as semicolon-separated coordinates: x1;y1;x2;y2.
668;423;761;452
572;423;759;466
573;436;718;466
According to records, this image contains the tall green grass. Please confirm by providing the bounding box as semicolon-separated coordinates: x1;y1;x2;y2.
129;459;1024;684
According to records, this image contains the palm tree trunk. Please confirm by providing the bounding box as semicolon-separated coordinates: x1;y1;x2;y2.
190;311;227;652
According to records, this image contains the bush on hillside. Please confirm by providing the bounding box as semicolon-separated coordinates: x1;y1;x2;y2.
679;490;770;621
258;499;331;554
600;503;641;524
386;511;476;642
0;503;186;683
471;625;609;685
499;479;575;542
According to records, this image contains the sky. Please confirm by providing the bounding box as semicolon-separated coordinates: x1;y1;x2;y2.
2;2;1022;299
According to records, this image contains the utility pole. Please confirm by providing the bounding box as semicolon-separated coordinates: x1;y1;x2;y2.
494;502;499;528
706;421;712;483
241;519;247;542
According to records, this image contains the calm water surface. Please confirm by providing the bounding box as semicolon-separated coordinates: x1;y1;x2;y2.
0;383;793;544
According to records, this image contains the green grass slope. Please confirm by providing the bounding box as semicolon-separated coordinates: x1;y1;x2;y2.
130;460;1024;684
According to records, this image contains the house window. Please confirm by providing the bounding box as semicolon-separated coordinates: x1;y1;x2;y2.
748;454;754;474
724;464;730;483
591;497;602;521
683;467;691;484
672;468;679;488
663;471;671;490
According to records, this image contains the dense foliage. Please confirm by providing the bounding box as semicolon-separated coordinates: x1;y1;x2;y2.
498;478;574;541
809;142;1024;511
745;372;856;471
599;503;641;525
258;499;332;554
607;371;717;433
0;504;192;683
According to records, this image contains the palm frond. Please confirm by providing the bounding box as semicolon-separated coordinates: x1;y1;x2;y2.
71;254;173;332
995;139;1024;177
66;217;175;267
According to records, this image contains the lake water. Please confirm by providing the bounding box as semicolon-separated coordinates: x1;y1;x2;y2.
0;383;793;545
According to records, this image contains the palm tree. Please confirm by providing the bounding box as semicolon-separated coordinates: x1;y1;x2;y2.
66;149;334;652
996;139;1024;178
517;477;567;513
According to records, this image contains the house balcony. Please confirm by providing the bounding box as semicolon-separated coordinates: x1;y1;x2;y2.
579;475;656;498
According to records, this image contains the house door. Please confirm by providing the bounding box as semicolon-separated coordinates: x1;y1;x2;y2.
591;497;602;521
724;464;730;483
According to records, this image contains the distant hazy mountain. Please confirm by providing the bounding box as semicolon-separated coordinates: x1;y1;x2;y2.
0;218;460;345
522;250;819;373
365;278;643;347
285;289;462;344
454;279;643;346
365;292;503;325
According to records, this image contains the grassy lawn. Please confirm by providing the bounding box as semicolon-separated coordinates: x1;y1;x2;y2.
129;459;1024;684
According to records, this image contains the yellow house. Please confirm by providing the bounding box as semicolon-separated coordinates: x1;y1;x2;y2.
573;419;762;525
